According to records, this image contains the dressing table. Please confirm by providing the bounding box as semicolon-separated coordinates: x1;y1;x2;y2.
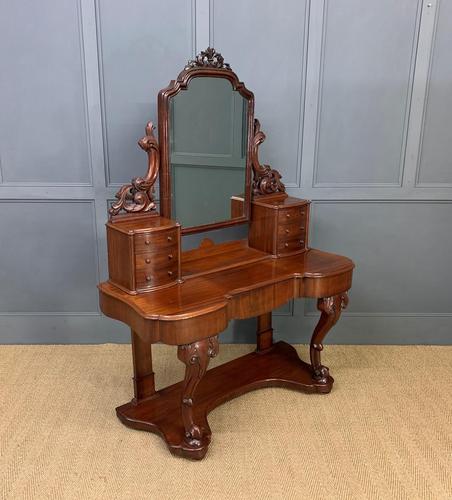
98;48;354;459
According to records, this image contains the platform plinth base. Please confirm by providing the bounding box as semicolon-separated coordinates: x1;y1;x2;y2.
116;341;333;459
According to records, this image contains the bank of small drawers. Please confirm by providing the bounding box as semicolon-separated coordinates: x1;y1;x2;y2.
106;216;180;294
277;205;308;256
134;229;179;291
249;196;310;257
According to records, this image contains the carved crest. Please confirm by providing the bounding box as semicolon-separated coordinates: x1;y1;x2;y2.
251;119;286;196
184;47;231;70
109;122;160;218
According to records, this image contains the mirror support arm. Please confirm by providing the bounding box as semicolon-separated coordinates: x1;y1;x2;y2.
251;119;286;197
109;122;160;219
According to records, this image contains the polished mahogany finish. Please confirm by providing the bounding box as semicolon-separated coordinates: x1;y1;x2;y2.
109;122;160;219
249;194;310;257
99;48;355;459
100;246;353;345
158;49;254;233
106;215;181;294
116;341;339;459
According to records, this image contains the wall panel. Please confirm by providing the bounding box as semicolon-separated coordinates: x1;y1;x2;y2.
417;0;452;185
314;0;420;186
212;0;308;187
1;0;451;344
0;201;98;313
97;0;194;186
307;201;452;314
0;0;91;185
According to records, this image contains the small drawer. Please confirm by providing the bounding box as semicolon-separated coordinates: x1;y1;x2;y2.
278;206;307;225
278;222;306;239
135;248;177;270
134;228;178;253
278;236;306;254
135;261;179;289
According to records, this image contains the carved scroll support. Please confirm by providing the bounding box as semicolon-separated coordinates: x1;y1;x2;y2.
177;336;219;448
310;293;349;383
109;122;160;218
251;119;286;196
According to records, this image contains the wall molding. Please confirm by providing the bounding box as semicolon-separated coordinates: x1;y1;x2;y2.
0;198;101;316
0;0;94;188
310;0;422;189
306;198;452;318
96;0;196;188
413;0;452;188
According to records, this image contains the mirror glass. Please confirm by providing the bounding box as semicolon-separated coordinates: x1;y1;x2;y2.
169;77;248;229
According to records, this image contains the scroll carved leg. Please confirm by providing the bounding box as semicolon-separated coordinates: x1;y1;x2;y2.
310;293;349;383
177;336;219;448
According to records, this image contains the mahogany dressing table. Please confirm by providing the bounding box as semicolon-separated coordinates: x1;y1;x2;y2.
98;48;354;460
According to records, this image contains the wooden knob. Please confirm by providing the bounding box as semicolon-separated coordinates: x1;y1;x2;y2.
284;243;289;248
145;275;152;282
145;258;151;264
286;213;291;218
301;211;305;216
167;271;173;277
168;254;173;260
300;240;304;245
167;236;172;242
300;226;305;230
145;240;150;245
285;229;290;234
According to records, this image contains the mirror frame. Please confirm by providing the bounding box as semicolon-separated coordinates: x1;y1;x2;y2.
157;49;254;235
107;48;286;223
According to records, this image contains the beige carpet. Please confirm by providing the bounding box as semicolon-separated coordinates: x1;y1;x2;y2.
0;344;451;500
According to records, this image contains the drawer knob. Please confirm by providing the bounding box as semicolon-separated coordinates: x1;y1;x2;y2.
284;243;289;248
300;226;305;230
286;213;291;218
285;229;290;234
301;211;305;216
145;275;152;282
300;240;304;245
167;236;172;242
145;240;150;245
167;271;173;277
168;254;173;260
145;258;151;264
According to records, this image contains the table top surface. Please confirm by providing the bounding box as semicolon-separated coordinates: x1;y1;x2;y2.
99;244;354;321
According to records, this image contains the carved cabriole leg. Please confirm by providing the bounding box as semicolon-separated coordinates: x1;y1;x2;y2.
310;293;349;383
257;312;273;351
131;329;155;404
177;336;219;448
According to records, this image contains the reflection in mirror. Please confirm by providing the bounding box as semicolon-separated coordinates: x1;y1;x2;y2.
170;77;248;229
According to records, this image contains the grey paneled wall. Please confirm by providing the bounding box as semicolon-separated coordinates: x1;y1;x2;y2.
314;0;419;186
417;0;452;185
213;0;308;186
1;0;451;344
0;0;91;184
97;0;194;185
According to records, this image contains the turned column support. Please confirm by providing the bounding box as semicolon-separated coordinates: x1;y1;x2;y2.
130;329;155;404
177;336;219;447
310;293;349;383
256;312;273;351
